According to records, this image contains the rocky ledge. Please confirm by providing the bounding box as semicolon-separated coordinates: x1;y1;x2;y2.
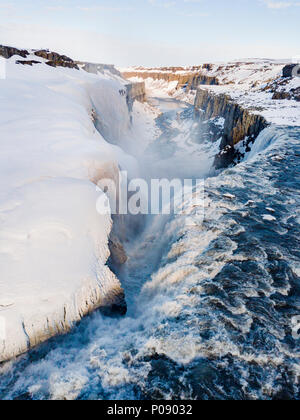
0;45;79;70
0;45;29;59
125;82;146;112
122;69;219;91
260;64;300;102
195;88;268;168
34;50;79;70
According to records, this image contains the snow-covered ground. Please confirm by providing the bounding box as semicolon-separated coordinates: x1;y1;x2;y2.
0;54;153;361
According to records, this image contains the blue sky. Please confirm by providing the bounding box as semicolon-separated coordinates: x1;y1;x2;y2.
0;0;299;66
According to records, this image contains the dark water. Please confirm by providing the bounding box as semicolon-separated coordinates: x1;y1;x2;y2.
0;98;299;400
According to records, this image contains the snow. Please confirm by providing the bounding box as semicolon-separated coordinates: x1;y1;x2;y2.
262;215;277;222
0;55;138;361
223;193;236;200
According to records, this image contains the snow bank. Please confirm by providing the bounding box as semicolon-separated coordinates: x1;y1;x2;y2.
0;56;135;361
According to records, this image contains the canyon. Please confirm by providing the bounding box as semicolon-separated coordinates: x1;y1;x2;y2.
121;61;300;168
0;46;300;380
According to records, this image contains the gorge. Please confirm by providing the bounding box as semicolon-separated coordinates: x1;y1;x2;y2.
0;47;300;400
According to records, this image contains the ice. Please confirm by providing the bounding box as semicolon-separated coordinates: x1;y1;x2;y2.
262;214;277;222
0;56;137;361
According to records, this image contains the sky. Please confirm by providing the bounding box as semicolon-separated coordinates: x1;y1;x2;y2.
0;0;299;66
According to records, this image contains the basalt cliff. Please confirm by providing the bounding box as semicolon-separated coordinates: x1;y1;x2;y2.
122;61;300;167
194;89;268;168
122;66;219;92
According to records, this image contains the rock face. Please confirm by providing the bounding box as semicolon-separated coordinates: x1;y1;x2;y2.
282;64;300;78
195;88;268;168
272;91;292;100
34;49;73;62
263;73;300;102
109;233;128;267
125;82;146;112
79;62;123;78
0;45;29;59
122;70;219;91
0;46;78;70
34;50;79;70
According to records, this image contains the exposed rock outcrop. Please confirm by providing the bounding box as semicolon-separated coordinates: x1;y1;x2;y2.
272;91;292;100
109;233;128;267
122;70;219;91
263;73;300;102
16;60;41;66
195;88;268;168
282;64;300;78
78;62;123;78
0;45;29;59
34;49;79;70
126;82;146;112
34;49;74;62
45;60;79;70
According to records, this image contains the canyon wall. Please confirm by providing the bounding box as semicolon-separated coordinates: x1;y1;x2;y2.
125;82;146;112
195;88;268;168
77;62;123;77
122;70;219;91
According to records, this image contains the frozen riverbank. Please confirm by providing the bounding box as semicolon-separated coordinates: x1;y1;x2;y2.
0;52;142;361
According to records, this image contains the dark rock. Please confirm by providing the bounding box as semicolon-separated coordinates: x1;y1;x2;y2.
214;144;236;169
272;91;291;100
282;64;300;78
0;45;29;59
33;50;79;70
100;290;127;317
16;60;41;66
202;63;214;71
34;49;73;62
265;75;300;102
46;60;79;70
195;89;268;169
291;86;300;102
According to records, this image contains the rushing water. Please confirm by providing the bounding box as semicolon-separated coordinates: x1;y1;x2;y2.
0;97;299;400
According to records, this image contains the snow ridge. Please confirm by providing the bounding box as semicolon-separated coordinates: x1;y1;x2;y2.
0;53;135;361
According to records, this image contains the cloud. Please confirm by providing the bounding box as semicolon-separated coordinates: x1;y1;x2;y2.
262;0;300;8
